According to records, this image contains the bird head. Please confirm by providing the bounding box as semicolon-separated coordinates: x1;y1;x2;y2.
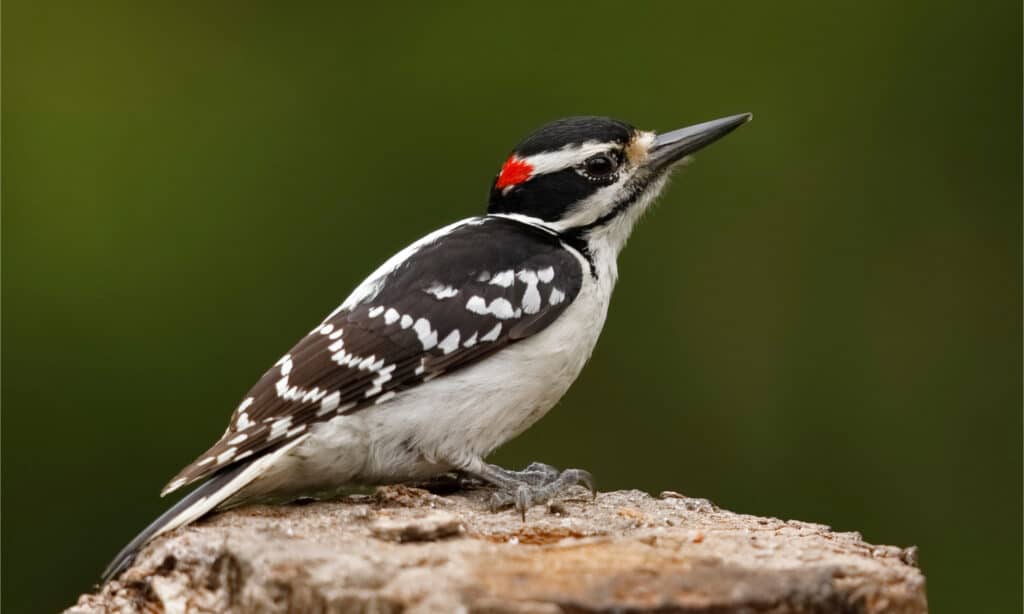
488;113;751;253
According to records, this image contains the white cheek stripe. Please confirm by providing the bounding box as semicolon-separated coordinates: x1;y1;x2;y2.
547;181;627;231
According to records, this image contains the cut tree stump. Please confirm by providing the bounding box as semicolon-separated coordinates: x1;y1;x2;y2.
68;486;927;613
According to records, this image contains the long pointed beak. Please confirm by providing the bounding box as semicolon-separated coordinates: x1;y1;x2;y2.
646;113;752;172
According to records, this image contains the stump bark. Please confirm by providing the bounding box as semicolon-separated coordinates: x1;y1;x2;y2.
68;486;927;613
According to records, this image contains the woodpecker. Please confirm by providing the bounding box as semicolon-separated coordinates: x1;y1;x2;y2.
102;112;751;581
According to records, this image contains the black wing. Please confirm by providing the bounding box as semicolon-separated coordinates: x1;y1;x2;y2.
164;216;584;494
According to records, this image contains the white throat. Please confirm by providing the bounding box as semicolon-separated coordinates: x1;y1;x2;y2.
580;174;670;281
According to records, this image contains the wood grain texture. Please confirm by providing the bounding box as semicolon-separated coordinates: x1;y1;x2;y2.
69;486;927;613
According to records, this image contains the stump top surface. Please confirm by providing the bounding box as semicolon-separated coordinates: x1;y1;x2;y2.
69;487;927;613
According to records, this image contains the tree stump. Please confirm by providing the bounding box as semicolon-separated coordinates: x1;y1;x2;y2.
67;486;927;613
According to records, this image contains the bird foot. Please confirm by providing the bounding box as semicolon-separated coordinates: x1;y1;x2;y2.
485;462;596;520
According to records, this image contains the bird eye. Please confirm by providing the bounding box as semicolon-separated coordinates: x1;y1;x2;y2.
583;154;618;178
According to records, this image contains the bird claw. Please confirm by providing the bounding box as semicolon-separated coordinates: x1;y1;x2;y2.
487;464;596;520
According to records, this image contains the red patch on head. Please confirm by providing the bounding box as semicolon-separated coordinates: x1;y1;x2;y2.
495;156;533;189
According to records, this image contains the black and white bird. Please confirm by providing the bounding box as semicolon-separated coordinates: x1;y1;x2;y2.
103;112;751;581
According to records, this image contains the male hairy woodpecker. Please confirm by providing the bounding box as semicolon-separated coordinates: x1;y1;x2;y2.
102;112;751;581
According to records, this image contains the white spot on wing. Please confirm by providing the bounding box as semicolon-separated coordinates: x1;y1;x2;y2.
489;298;514;319
518;270;541;314
217;447;237;464
537;266;554;283
375;391;397;404
319;324;334;335
318;390;340;416
413;318;438;350
368;306;384;318
522;288;541;314
228;433;248;445
400;314;413;329
331;348;351;364
463;332;478;348
424;283;459;299
301;387;325;403
437;329;461;354
481;323;501;342
364;363;397;396
466;296;487;314
376;363;396;384
269;417;292;440
466;296;514;319
490;270;514;287
236;411;252;430
384;308;400;324
549;287;565;305
516;270;537;283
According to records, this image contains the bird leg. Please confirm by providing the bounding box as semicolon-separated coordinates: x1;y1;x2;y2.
469;461;596;520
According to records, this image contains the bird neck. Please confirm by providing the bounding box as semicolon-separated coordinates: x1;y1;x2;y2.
567;174;670;281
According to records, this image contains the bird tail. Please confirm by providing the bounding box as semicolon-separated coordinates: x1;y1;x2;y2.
102;437;306;583
101;461;248;583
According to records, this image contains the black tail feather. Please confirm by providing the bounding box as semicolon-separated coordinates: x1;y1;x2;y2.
101;464;246;583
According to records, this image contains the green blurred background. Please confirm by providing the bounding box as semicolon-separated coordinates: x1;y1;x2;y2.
3;2;1020;611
